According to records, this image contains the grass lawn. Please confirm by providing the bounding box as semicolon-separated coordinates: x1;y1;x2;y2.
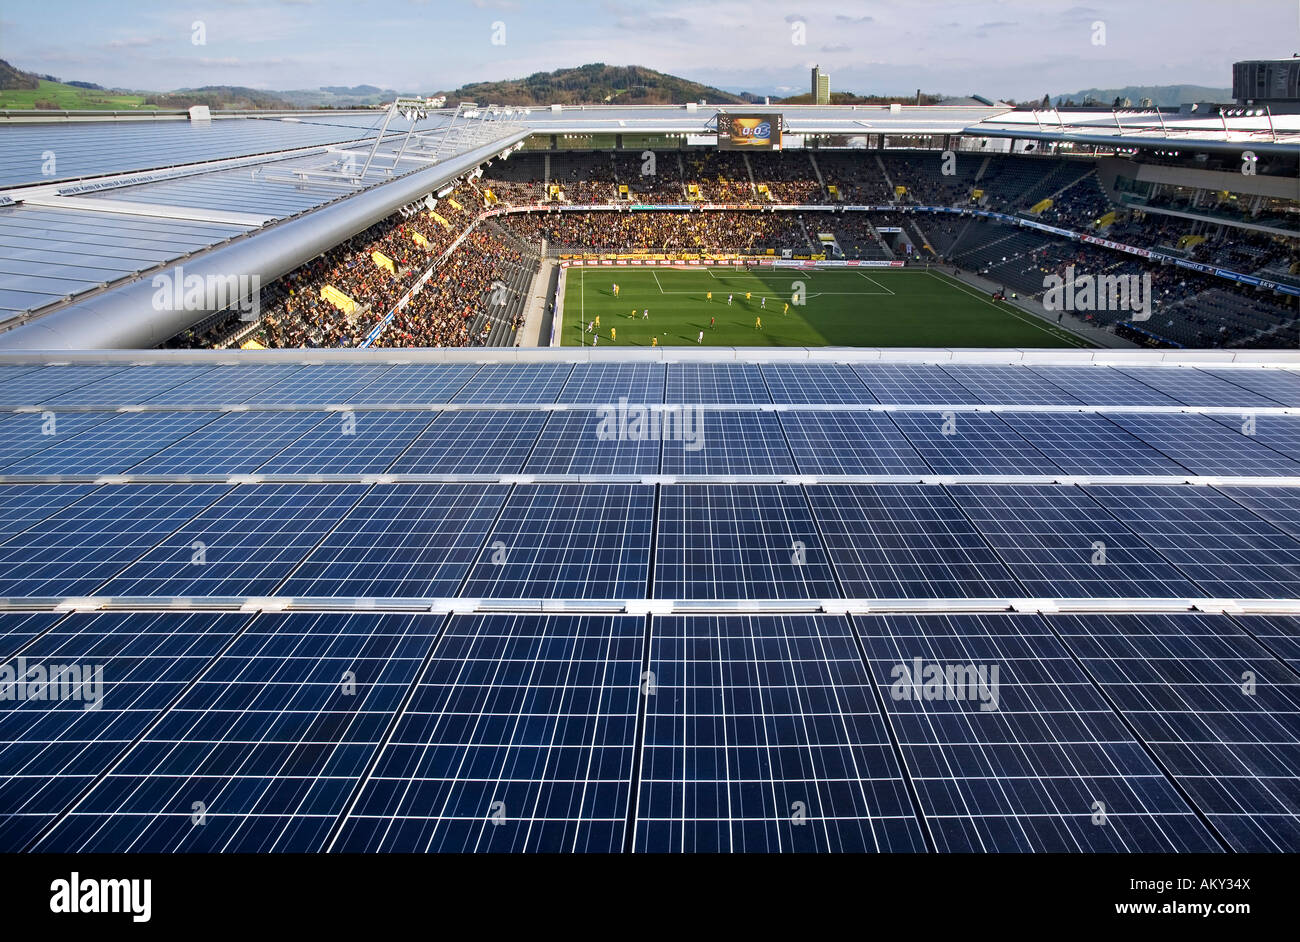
560;266;1089;348
0;80;153;110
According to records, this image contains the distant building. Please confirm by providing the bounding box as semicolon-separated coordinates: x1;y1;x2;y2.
811;65;830;105
1234;58;1300;104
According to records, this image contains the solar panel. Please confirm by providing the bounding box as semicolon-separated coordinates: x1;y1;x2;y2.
0;484;232;597
661;411;794;476
1201;368;1300;408
0;611;67;661
0;365;131;406
277;485;509;599
1047;613;1300;851
32;612;439;852
760;363;878;404
1205;413;1300;463
144;364;307;406
636;615;926;852
45;365;219;406
524;410;661;475
345;363;480;404
1104;413;1300;477
665;364;771;405
557;363;666;404
461;485;653;599
1215;485;1300;539
1085;485;1300;598
779;410;930;475
1235;614;1300;671
451;364;574;404
2;412;221;475
655;485;838;599
939;364;1082;405
946;484;1201;598
256;410;437;475
997;412;1190;476
129;411;330;475
387;411;546;474
0;611;253;851
0;483;99;543
332;613;642;852
242;364;399;405
0;412;116;471
97;484;369;598
1116;367;1282;408
888;411;1063;475
852;363;982;404
856;613;1221;851
808;485;1022;599
1025;366;1181;406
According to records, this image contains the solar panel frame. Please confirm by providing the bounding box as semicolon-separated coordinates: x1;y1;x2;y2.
387;410;547;474
779;410;932;476
888;411;1064;475
661;411;795;476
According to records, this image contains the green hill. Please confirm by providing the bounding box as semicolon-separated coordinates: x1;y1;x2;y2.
0;59;151;109
435;63;748;106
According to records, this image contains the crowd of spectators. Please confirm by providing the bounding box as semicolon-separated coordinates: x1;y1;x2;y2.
499;211;812;254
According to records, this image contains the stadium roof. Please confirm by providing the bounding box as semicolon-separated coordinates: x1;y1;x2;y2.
0;347;1297;852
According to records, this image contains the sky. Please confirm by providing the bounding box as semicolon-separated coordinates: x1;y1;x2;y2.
2;0;1297;100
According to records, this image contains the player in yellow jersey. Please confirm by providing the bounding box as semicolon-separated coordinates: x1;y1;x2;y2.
783;302;789;316
651;336;658;347
611;327;616;342
745;292;751;302
706;291;712;302
612;283;619;297
595;314;600;329
755;316;762;330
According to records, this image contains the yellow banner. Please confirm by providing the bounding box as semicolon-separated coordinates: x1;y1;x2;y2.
430;212;453;231
413;231;431;249
320;285;355;314
971;188;984;199
371;251;395;273
240;339;266;350
1030;197;1054;214
894;185;907;197
1096;210;1117;228
446;197;463;211
484;188;498;205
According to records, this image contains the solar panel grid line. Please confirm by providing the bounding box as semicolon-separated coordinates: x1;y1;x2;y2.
16;611;259;853
1099;412;1300;478
886;411;1067;476
3;411;229;476
937;364;1084;406
127;410;336;476
1039;613;1300;852
1116;367;1285;409
1227;614;1300;675
995;412;1195;477
0;365;135;407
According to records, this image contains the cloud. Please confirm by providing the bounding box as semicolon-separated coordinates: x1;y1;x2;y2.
106;36;164;49
977;21;1018;29
616;15;690;31
821;44;851;53
834;15;873;24
784;13;805;23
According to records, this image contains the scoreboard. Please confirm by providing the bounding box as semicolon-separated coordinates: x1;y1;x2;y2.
716;113;782;150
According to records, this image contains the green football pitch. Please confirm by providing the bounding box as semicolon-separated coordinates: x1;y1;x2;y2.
560;266;1089;348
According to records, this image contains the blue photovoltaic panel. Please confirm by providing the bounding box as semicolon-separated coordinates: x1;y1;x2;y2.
1201;368;1300;408
939;364;1082;405
2;412;220;475
143;364;306;406
277;484;509;599
779;410;930;476
257;410;437;475
97;484;368;598
1104;413;1300;477
346;363;480;404
1025;366;1181;406
242;364;398;405
34;612;441;853
807;485;1022;599
128;411;329;475
947;484;1200;598
1216;485;1300;539
332;614;643;853
661;411;794;476
524;410;660;475
857;614;1220;852
997;413;1190;476
462;485;652;599
0;484;231;597
45;365;218;406
1116;367;1281;408
1234;614;1300;670
0;412;117;471
1085;485;1300;598
760;363;877;404
0;366;131;406
635;615;927;853
853;363;983;404
0;611;67;661
387;411;546;474
665;364;771;405
889;411;1062;475
1047;613;1300;852
1205;413;1300;463
451;364;573;404
0;611;253;851
557;363;666;404
0;484;98;543
656;485;838;600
